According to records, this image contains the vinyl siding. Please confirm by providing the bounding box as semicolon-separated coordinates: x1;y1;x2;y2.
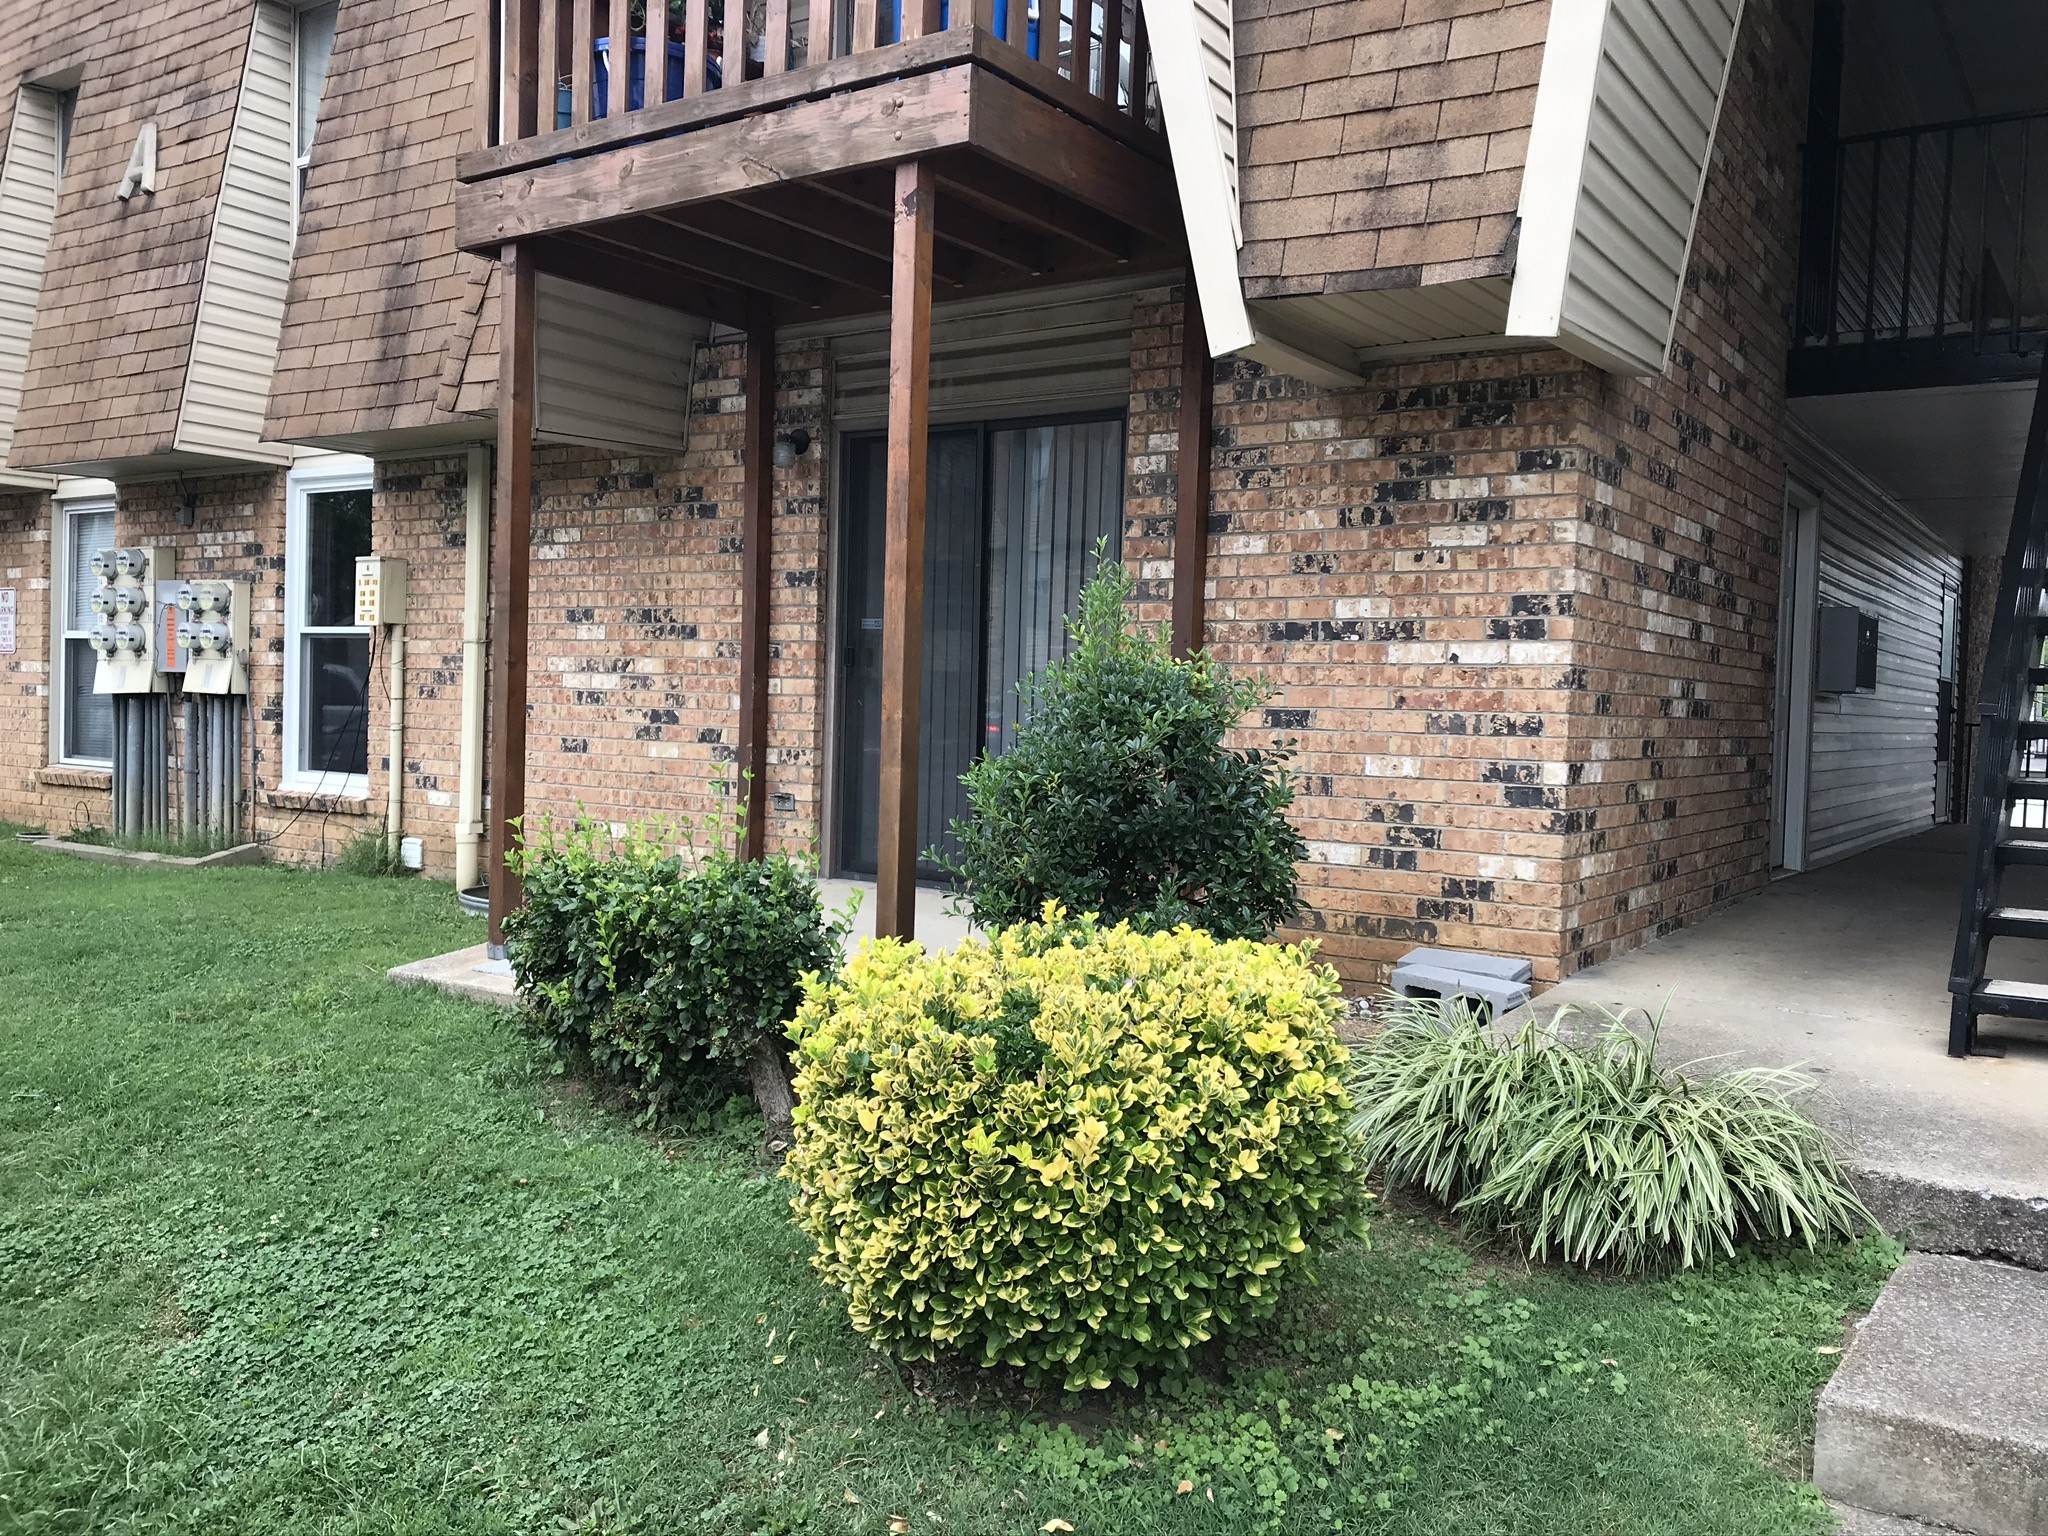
820;280;1138;427
1513;0;1745;375
174;1;296;463
0;87;62;481
1795;429;1960;867
1191;0;1236;245
533;276;707;452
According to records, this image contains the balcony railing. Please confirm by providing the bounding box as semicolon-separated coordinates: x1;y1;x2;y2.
481;0;1152;149
1795;109;2048;388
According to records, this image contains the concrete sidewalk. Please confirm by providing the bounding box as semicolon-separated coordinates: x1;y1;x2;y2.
1527;825;2048;1265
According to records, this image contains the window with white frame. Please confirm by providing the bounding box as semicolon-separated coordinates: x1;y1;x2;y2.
284;464;373;790
53;499;115;766
292;1;338;212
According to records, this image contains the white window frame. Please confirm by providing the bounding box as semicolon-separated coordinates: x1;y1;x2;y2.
283;457;374;795
289;0;338;225
49;491;116;770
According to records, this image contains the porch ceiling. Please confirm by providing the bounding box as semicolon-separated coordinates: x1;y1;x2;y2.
455;45;1186;331
1792;380;2036;560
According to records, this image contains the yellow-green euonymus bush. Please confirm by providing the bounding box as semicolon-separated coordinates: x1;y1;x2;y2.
783;907;1366;1391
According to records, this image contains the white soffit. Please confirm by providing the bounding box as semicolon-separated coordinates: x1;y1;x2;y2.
1507;0;1746;375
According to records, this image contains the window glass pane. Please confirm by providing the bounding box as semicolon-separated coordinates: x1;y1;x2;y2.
296;2;339;161
68;508;114;631
983;418;1124;753
304;487;371;626
64;638;112;761
302;634;370;777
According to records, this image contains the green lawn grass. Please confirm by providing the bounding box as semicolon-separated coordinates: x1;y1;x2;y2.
0;836;1893;1535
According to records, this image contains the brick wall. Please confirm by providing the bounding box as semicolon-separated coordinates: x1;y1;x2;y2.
1126;0;1812;987
283;335;834;881
504;337;831;859
1548;0;1809;969
1126;300;1599;984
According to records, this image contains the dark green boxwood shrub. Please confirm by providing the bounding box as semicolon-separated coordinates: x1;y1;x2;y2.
939;557;1305;939
505;814;849;1129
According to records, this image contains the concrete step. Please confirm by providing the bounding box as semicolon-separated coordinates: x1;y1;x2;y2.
1815;1255;2048;1535
1851;1166;2048;1273
1831;1503;1973;1535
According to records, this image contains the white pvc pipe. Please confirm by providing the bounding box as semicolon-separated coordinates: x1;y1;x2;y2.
454;444;490;892
386;621;405;857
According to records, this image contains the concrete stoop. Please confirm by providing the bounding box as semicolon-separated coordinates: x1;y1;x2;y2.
1816;1255;2048;1535
1831;1503;1976;1535
1851;1168;2048;1274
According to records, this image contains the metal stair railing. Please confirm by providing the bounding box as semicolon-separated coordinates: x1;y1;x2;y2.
1947;357;2048;1055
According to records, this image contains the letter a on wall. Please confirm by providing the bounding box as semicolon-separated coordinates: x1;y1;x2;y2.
117;123;157;200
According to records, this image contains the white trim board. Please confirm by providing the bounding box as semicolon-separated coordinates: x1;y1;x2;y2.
173;1;297;465
0;85;65;484
1507;0;1747;376
1143;0;1254;356
281;455;374;798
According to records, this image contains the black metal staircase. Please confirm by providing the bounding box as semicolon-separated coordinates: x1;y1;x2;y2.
1948;361;2048;1055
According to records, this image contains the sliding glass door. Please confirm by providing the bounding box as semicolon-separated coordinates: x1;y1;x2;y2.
834;414;1125;878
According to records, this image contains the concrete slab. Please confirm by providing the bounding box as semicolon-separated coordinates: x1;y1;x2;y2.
32;836;265;869
816;878;976;954
1525;827;2048;1265
388;942;518;1008
1830;1502;1971;1535
1815;1255;2048;1534
390;879;975;1011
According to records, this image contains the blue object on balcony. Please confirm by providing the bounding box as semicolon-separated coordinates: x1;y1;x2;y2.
555;37;713;128
893;0;1037;54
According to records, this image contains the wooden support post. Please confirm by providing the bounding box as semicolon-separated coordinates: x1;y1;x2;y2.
876;161;934;941
737;310;775;860
487;244;537;953
1171;284;1212;659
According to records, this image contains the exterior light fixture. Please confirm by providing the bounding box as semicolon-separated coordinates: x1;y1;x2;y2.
773;428;811;468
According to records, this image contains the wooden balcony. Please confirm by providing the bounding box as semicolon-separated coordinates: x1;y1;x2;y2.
466;0;1207;955
454;0;1186;327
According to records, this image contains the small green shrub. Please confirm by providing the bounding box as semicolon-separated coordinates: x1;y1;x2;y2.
336;827;406;876
938;556;1305;940
505;813;850;1124
1350;998;1873;1271
783;906;1366;1390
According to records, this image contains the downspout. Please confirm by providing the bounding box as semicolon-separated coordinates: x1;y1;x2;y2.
454;443;490;893
386;620;406;855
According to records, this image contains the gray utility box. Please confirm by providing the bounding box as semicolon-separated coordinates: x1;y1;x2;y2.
1816;603;1879;694
1390;947;1533;1018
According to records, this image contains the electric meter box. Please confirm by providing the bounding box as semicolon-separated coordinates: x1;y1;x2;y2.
175;579;251;695
91;545;175;694
1816;603;1879;694
354;557;408;626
